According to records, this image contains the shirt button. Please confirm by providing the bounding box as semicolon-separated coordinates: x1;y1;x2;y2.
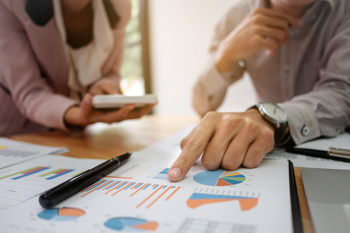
289;30;294;38
284;65;290;74
301;126;310;136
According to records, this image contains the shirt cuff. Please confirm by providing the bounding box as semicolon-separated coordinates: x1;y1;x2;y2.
198;60;232;96
278;103;321;145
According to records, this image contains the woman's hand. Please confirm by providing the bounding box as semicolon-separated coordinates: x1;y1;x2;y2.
89;78;122;95
168;108;275;182
64;93;156;127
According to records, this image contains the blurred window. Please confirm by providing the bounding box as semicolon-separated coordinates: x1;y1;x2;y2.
121;0;150;95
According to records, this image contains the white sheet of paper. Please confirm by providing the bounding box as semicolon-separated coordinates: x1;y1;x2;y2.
0;138;68;169
266;150;350;170
0;155;103;209
0;127;293;233
294;132;350;151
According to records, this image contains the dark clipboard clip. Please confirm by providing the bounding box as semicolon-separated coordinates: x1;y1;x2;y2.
288;160;304;233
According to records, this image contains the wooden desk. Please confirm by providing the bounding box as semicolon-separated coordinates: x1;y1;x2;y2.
8;115;313;233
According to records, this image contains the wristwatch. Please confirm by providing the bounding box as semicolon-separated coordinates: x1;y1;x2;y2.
254;102;290;146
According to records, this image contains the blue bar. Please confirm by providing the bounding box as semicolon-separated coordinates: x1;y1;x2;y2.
97;180;114;190
143;184;151;190
124;182;135;190
46;169;74;180
162;185;168;189
115;182;128;190
153;185;159;189
134;183;144;189
106;181;121;190
85;180;107;192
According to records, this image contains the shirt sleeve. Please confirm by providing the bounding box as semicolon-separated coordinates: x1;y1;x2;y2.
279;10;350;145
192;1;250;116
0;3;77;132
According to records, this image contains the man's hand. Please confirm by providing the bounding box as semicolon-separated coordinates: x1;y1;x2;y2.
215;8;303;73
64;93;156;127
168;109;275;182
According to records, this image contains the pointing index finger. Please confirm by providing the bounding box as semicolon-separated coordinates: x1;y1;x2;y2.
168;123;215;182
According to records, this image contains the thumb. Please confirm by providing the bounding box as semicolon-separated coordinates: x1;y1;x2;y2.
81;94;93;119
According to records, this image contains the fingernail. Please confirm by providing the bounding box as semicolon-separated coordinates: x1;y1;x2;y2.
83;96;90;105
168;167;182;181
298;20;303;27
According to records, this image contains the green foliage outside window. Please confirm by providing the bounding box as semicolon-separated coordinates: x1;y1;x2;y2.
121;0;143;85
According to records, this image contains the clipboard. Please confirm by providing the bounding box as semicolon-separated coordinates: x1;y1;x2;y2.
289;160;304;233
286;133;350;163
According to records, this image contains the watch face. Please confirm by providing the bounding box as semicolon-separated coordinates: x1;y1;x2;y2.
261;102;288;123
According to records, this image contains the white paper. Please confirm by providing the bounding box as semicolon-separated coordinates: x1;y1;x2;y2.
266;149;350;170
0;155;103;209
0;127;293;233
294;132;350;151
0;138;68;169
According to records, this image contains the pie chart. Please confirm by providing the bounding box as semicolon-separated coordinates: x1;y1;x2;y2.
37;207;85;221
193;170;245;186
104;217;158;231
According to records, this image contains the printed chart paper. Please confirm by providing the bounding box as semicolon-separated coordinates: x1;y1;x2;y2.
0;155;103;209
0;127;293;233
0;138;68;169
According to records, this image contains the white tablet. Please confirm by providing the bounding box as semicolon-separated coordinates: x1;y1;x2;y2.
92;94;157;108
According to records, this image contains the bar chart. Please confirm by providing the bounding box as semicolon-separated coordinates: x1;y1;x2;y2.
0;166;50;180
80;179;181;209
152;168;169;180
39;169;75;180
0;161;92;208
186;187;259;211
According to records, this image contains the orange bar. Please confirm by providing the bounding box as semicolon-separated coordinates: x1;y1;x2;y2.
80;180;105;193
165;186;181;200
136;185;164;208
105;181;127;195
105;176;133;179
131;182;141;189
146;186;172;209
130;183;149;197
112;182;134;196
81;180;107;197
103;181;119;190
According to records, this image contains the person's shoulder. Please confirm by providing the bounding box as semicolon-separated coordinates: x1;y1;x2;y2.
108;0;131;28
223;0;260;23
226;0;258;14
0;0;13;9
0;0;22;12
218;0;256;30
